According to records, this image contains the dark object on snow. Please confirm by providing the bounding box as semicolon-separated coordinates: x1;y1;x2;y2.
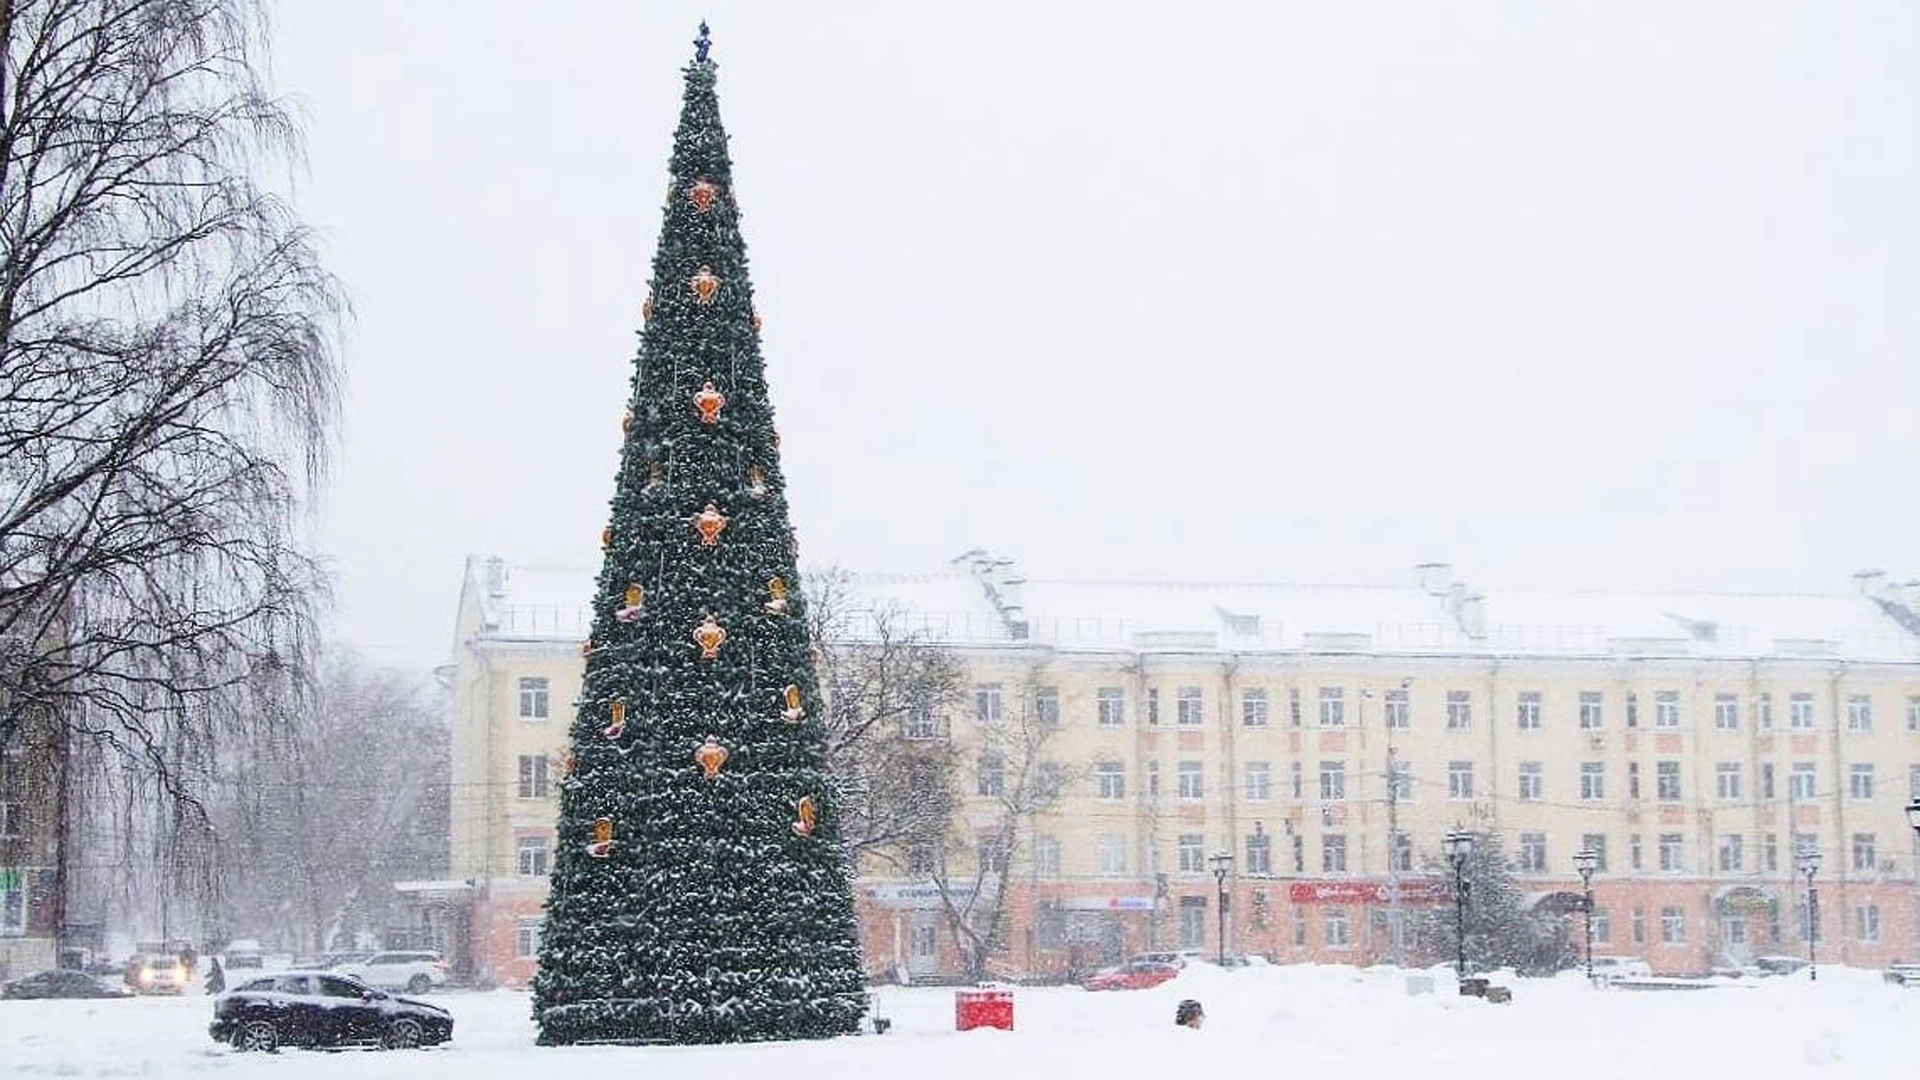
1459;976;1491;998
1;970;133;999
1484;985;1513;1004
209;971;451;1052
205;958;225;994
1175;999;1205;1028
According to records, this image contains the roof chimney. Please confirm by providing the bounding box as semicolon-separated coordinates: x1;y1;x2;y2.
1416;562;1453;597
483;556;508;600
1457;593;1487;639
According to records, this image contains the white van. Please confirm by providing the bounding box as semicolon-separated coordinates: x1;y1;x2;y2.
1588;956;1653;983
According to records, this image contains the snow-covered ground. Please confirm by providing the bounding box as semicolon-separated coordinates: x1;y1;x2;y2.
2;964;1915;1080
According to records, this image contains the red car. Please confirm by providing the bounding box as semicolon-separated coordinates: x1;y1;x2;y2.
1083;960;1181;991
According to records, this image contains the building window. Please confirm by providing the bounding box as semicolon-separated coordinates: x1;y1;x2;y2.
1592;909;1612;944
1858;904;1881;943
1516;691;1542;731
1390;831;1414;872
1757;693;1773;730
1518;832;1546;872
517;677;550;720
1287;687;1302;728
1579;691;1603;730
1176;686;1204;726
1032;835;1060;876
515;919;543;960
1384;688;1410;729
0;872;23;934
1658;833;1684;872
1660;906;1687;944
1630;833;1643;871
1848;763;1874;801
976;753;1005;797
976;836;1008;874
1790;763;1817;801
1095;687;1125;726
1178;761;1204;800
1318;687;1346;728
1147;760;1160;797
1325;908;1352;948
1244;761;1272;802
1447;761;1474;800
1626;692;1640;729
1033;686;1061;729
1034;761;1064;801
1761;763;1776;801
1763;833;1779;872
1246;828;1272;875
1178;897;1207;948
1292;905;1308;946
1178;834;1206;873
906;841;936;876
1095;761;1126;800
1580;762;1606;801
1242;688;1269;728
1717;833;1744;872
1908;695;1920;733
1321;833;1348;873
1911;764;1920;800
1445;690;1471;730
517;836;550;876
1291;833;1306;874
1846;694;1871;733
1656;761;1681;801
1789;692;1815;730
1319;761;1347;801
1147;687;1161;725
1388;759;1412;801
1714;694;1739;730
517;754;550;799
0;800;23;839
1654;691;1681;728
904;703;944;740
1628;761;1641;799
975;683;1004;725
1725;916;1748;946
1631;906;1646;944
1580;834;1608;872
1715;763;1741;801
1097;834;1128;876
1289;761;1303;800
1851;833;1876;872
1517;762;1543;801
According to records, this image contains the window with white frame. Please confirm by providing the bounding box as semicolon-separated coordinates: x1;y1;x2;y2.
1654;691;1681;728
1244;761;1272;802
1580;761;1606;801
1292;906;1307;945
1631;906;1646;944
1318;687;1345;728
1580;833;1608;872
1717;833;1744;872
1321;833;1348;873
517;836;550;876
1096;835;1128;876
1715;762;1741;801
1658;833;1684;872
1518;832;1546;871
1390;831;1414;872
1095;761;1126;800
1034;835;1061;877
1516;691;1542;731
1289;761;1303;799
1318;760;1346;800
1036;763;1065;804
1147;688;1161;725
905;702;944;740
1660;906;1687;944
1246;828;1272;875
1176;687;1204;726
1756;692;1773;729
1033;686;1061;728
1445;690;1471;729
515;919;543;959
975;683;1004;725
1846;694;1871;733
1388;759;1412;801
1630;833;1643;871
1789;692;1815;729
1518;761;1543;800
1242;688;1269;728
1656;761;1682;801
976;836;1009;873
517;754;549;799
1325;908;1352;947
1714;694;1739;730
1851;833;1876;872
1763;833;1778;872
1911;764;1920;800
1096;687;1126;727
1447;761;1474;800
1178;761;1204;799
1384;688;1410;729
0;871;24;934
1592;909;1612;944
1858;904;1881;942
1178;834;1206;873
1849;763;1874;801
1762;763;1776;800
1290;834;1306;874
517;677;550;720
1579;691;1603;730
977;753;1005;797
1626;692;1640;728
1790;763;1817;801
1909;695;1920;732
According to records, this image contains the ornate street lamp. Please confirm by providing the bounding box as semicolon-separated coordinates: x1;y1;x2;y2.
1443;829;1474;981
1796;846;1821;982
1574;848;1600;986
1208;851;1234;967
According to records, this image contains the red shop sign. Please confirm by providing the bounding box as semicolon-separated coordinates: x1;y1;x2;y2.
1287;880;1448;905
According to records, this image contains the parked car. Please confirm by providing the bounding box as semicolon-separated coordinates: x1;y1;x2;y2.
1588;956;1653;983
1882;963;1920;987
1129;950;1201;968
1754;955;1812;977
125;953;190;995
1084;960;1181;991
209;971;452;1051
223;939;265;970
321;951;376;970
2;969;135;1000
331;951;448;994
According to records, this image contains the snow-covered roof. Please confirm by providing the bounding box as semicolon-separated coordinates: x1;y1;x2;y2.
460;555;1920;664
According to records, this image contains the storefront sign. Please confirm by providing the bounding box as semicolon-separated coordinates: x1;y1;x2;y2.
1058;896;1156;912
1287;880;1448;905
865;881;977;910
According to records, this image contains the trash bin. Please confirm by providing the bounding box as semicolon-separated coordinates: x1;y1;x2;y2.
1459;976;1490;998
955;988;1014;1031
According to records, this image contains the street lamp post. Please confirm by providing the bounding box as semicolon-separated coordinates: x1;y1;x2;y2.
1208;852;1234;967
1443;829;1474;981
1797;847;1821;983
1574;848;1599;986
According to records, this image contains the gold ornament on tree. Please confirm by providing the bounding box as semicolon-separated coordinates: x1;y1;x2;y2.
780;684;804;723
586;817;615;859
695;736;728;780
751;311;763;333
693;613;727;659
600;525;613;550
644;463;663;494
746;466;767;498
641;294;655;323
690;265;720;305
615;583;645;622
687;179;719;213
792;796;817;837
621;409;633;434
692;503;728;546
764;577;789;615
693;381;726;424
580;639;594;657
603;699;627;740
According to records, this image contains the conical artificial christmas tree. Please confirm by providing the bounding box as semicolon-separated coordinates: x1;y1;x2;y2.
532;25;868;1045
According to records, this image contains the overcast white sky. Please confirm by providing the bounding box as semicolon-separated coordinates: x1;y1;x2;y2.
268;2;1920;670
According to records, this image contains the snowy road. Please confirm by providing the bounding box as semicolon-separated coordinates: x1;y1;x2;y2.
1;964;1913;1079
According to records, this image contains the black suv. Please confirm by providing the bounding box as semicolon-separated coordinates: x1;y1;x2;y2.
210;971;452;1051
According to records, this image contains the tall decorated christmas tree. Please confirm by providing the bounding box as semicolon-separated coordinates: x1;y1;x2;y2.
532;25;868;1045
